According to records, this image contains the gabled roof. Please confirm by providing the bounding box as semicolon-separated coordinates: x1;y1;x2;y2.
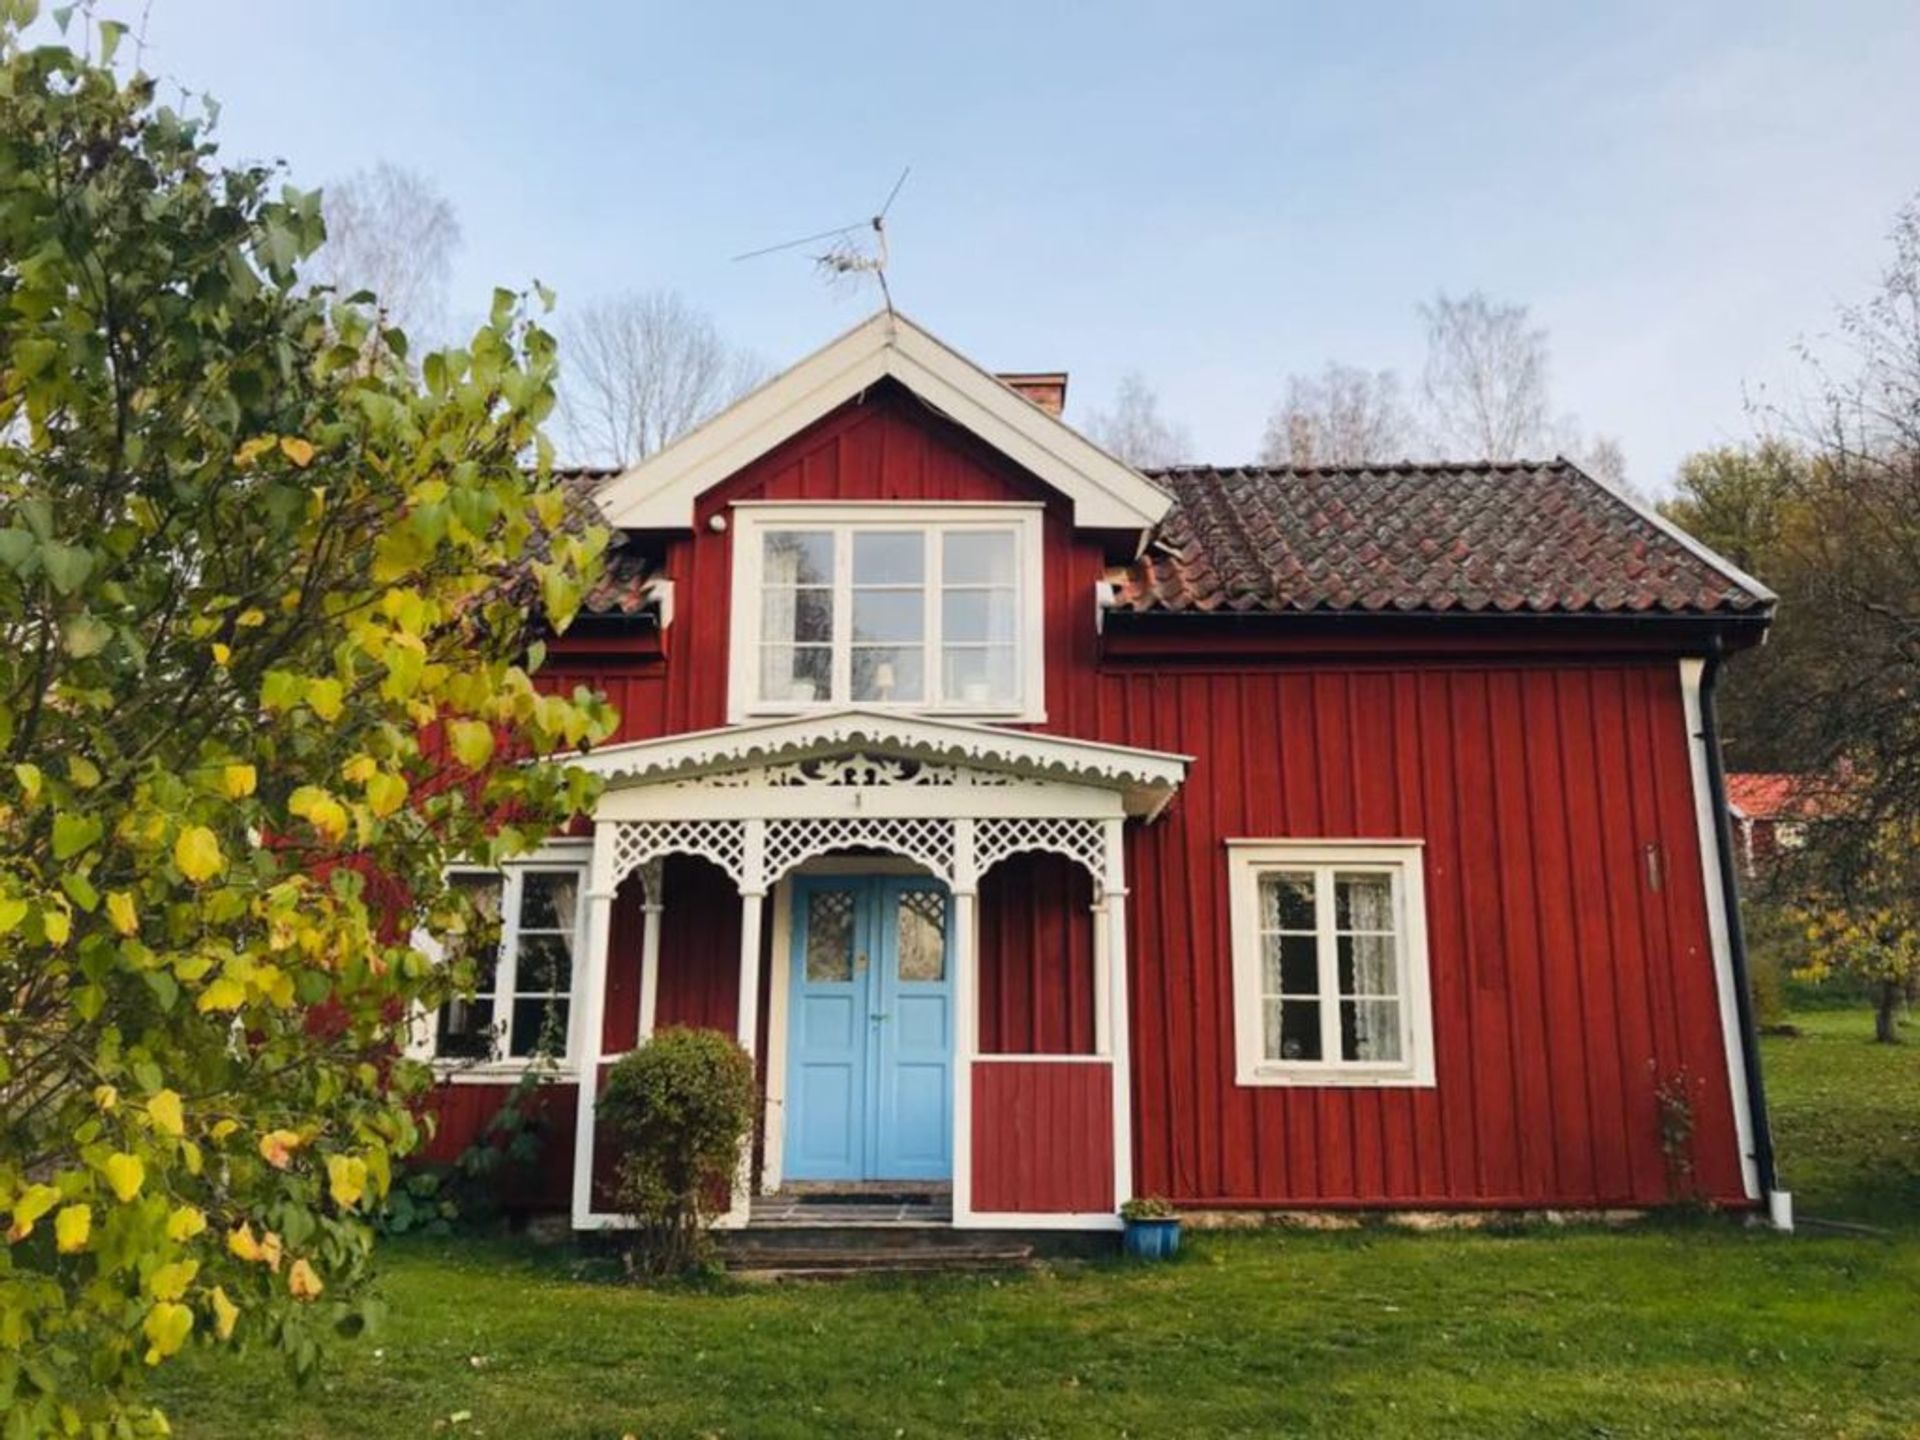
590;310;1172;535
569;708;1190;819
1117;460;1775;616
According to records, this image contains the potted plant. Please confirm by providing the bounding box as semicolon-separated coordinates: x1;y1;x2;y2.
1120;1196;1181;1258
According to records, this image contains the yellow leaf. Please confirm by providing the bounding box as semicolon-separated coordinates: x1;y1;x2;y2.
174;826;225;884
447;720;494;770
93;1084;118;1111
42;904;70;946
211;642;231;667
259;1229;283;1272
259;1129;303;1170
103;1152;145;1203
69;755;101;789
340;754;377;784
55;1204;91;1254
210;1118;239;1142
364;772;408;818
143;1300;193;1364
196;976;248;1012
14;763;42;801
0;897;25;935
8;1184;60;1243
235;435;278;466
106;890;138;936
182;1140;204;1176
166;1205;207;1242
226;1223;261;1263
287;1258;324;1301
306;676;344;722
236;607;267;628
148;1088;184;1138
211;1285;239;1341
327;1154;368;1210
147;1259;199;1301
222;763;257;799
279;436;316;468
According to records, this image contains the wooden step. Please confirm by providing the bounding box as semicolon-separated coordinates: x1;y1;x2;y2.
722;1241;1034;1279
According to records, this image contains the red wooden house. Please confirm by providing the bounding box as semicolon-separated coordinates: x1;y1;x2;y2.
420;311;1788;1234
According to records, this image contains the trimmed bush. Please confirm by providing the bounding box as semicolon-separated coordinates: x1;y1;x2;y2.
598;1027;758;1274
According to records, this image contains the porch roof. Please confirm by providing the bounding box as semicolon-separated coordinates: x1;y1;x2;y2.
568;708;1190;820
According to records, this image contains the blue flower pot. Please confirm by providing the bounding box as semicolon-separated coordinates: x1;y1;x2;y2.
1122;1216;1182;1259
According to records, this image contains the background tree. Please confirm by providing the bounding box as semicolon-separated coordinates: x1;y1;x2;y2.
555;290;764;466
1259;363;1414;467
1083;371;1192;468
304;161;461;341
1419;289;1554;461
0;16;612;1430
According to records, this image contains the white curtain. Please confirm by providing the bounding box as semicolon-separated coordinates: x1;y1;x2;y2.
1342;875;1400;1061
762;540;799;698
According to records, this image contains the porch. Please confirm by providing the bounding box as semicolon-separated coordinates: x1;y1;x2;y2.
562;710;1188;1232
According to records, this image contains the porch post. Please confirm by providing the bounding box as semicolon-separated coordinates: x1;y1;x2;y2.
1091;894;1112;1055
1102;817;1133;1211
950;818;979;1227
570;821;617;1229
722;819;768;1227
636;858;665;1043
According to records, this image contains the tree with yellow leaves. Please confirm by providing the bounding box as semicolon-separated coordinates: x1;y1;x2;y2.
0;6;613;1430
1791;817;1920;1045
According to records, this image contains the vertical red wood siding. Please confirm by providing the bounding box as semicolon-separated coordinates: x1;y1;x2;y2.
419;1081;576;1211
504;387;1754;1214
971;1062;1115;1213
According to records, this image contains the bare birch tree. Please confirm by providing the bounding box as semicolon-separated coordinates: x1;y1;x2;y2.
1420;290;1553;460
308;162;461;339
556;291;766;466
1084;371;1192;468
1261;363;1416;467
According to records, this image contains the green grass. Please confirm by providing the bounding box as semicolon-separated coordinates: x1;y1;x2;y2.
153;1009;1920;1439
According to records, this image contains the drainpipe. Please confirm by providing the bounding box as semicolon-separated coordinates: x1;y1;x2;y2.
1699;643;1783;1219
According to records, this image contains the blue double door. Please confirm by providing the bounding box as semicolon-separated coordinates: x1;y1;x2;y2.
785;876;955;1182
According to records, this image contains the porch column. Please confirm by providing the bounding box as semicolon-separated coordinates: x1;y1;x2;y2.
1102;817;1133;1210
950;818;979;1227
636;859;665;1043
570;821;617;1229
722;819;768;1227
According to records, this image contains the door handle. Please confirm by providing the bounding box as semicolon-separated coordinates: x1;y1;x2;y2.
870;1012;889;1024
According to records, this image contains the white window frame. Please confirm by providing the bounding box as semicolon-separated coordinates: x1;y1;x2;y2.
414;843;590;1082
727;502;1046;723
1226;839;1436;1088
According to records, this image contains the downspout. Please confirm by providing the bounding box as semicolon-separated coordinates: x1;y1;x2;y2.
1698;641;1781;1207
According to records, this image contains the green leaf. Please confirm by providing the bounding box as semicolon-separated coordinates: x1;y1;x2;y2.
62;612;112;658
59;871;99;912
51;812;103;860
39;542;93;596
0;528;36;575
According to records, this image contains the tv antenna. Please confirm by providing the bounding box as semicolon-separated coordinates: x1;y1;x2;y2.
732;167;911;312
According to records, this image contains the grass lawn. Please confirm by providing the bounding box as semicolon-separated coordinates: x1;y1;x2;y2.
155;1007;1920;1439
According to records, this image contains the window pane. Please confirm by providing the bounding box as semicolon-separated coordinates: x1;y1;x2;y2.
1341;1000;1403;1062
943;530;1016;585
853;531;924;585
444;873;503;990
435;996;495;1059
940;645;1017;705
805;890;856;982
852;589;924;644
515;934;574;994
518;872;578;932
761;644;832;702
1335;872;1394;931
763;586;832;644
764;531;833;586
1337;933;1399;998
852;646;924;702
1260;872;1316;932
509;998;569;1058
941;589;1017;643
1266;999;1322;1061
896;890;946;981
1263;932;1319;997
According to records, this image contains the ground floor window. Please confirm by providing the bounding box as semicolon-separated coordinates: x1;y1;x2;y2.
1226;840;1435;1087
432;862;587;1066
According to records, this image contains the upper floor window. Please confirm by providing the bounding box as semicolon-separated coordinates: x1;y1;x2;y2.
1226;841;1436;1087
729;504;1044;720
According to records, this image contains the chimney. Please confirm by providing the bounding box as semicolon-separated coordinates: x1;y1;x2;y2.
997;371;1068;417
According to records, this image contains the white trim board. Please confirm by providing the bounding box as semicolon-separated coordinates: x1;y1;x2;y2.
590;310;1171;538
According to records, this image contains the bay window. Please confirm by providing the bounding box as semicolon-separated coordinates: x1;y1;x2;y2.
733;505;1043;719
1227;841;1435;1086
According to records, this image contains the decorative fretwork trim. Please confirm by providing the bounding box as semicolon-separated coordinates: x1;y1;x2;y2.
976;816;1107;887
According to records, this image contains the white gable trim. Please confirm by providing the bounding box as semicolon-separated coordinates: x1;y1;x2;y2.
592;310;1172;538
569;708;1189;821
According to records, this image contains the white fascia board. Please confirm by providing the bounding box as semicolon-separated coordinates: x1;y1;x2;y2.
1574;461;1779;607
593;310;1171;535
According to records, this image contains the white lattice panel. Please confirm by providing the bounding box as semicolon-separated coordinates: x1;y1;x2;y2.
975;816;1107;887
611;819;746;886
764;815;957;884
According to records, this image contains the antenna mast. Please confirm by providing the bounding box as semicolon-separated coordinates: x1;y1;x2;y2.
733;167;911;312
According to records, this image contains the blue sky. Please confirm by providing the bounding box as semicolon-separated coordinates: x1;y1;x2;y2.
121;1;1920;489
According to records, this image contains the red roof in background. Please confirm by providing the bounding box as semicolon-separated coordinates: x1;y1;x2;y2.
1726;773;1833;820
